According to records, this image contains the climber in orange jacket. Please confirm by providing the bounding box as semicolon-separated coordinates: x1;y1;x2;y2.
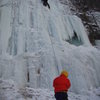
53;70;71;100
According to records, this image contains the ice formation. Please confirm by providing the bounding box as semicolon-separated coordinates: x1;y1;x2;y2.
0;0;100;94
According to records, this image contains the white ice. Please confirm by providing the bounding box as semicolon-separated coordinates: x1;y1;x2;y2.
0;0;100;97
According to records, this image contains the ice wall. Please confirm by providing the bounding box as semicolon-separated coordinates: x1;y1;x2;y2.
0;0;100;93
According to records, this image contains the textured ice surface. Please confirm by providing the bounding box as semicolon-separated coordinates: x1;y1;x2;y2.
0;0;100;94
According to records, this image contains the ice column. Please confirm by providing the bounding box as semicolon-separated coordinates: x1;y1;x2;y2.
25;54;41;88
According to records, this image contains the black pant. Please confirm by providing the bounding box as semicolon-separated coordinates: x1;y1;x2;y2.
55;92;68;100
42;0;50;8
42;0;48;2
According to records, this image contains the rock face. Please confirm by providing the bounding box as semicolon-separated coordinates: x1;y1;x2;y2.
70;0;100;10
70;0;100;45
0;0;100;94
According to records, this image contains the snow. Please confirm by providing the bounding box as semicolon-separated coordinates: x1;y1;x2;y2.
0;79;25;100
0;0;100;99
0;79;100;100
91;11;100;28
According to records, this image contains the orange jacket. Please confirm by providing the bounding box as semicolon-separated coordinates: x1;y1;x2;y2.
53;74;71;93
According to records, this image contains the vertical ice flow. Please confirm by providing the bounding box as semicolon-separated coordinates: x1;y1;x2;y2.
0;0;100;93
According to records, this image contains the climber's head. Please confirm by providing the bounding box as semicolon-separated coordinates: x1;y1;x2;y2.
61;70;68;77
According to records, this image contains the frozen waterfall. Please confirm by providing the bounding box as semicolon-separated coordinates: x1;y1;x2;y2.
0;0;100;93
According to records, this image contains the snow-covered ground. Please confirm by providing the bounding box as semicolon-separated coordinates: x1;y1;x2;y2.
0;79;100;100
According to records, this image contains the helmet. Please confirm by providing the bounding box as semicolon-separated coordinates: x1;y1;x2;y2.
61;70;68;77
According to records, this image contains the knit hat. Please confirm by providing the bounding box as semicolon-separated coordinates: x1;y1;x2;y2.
61;70;68;77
